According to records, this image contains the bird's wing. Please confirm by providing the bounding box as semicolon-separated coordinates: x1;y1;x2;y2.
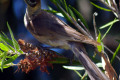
30;10;99;46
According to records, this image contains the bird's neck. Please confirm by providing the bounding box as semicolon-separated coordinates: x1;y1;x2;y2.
26;4;41;18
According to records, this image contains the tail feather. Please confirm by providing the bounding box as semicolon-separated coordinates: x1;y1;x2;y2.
84;39;100;47
68;42;109;80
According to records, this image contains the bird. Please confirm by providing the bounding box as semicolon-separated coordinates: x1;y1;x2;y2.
24;0;109;79
24;0;100;49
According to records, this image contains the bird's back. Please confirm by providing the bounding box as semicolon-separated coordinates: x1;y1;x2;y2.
24;10;100;49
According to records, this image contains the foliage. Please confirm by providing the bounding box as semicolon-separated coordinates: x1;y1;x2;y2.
0;0;120;80
0;22;23;72
49;0;119;79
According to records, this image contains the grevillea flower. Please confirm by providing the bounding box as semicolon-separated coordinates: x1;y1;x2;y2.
17;39;58;74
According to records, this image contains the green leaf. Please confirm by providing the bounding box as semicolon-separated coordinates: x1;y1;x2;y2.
90;2;111;11
68;7;77;21
63;63;102;70
49;57;69;64
63;66;85;70
0;52;5;58
111;44;120;63
4;54;19;65
99;19;119;29
50;0;72;23
1;52;7;72
7;22;20;51
101;22;114;40
57;4;72;22
18;50;23;54
69;5;88;28
45;9;60;14
0;43;10;52
74;70;82;78
45;9;64;17
0;63;13;69
63;0;68;12
97;32;102;52
1;32;8;38
59;0;68;12
0;35;15;52
0;34;13;46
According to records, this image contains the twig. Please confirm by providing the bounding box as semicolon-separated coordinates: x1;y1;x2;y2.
118;0;120;19
93;12;98;40
57;4;93;39
99;0;120;20
104;45;114;54
78;19;92;36
119;0;120;9
6;63;18;67
99;0;116;12
82;71;88;80
112;0;118;11
104;45;120;62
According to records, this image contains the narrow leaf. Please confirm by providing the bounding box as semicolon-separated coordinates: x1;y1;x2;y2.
4;54;19;65
45;9;64;17
68;7;77;21
0;38;15;52
1;32;8;38
111;44;120;63
63;0;68;12
0;33;15;52
56;3;72;23
101;23;113;40
50;0;72;22
90;2;111;11
7;22;20;51
74;70;82;78
0;52;5;58
97;32;102;52
0;34;13;46
63;66;85;70
45;9;60;14
1;52;7;72
0;63;13;69
63;63;102;70
69;5;88;28
99;19;119;29
0;43;10;52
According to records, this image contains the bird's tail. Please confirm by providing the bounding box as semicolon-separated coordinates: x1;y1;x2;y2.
83;38;100;47
68;42;109;80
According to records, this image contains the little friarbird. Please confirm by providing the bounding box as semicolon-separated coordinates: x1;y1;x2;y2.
24;0;109;79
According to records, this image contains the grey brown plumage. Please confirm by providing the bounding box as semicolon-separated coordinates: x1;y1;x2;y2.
24;8;100;49
24;0;109;79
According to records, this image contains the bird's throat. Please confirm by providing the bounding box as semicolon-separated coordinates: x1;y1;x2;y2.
26;6;41;17
25;0;41;17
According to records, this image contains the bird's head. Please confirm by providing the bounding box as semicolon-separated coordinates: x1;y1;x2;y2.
24;0;41;17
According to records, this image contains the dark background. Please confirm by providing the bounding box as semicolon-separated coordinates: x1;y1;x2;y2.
0;0;120;80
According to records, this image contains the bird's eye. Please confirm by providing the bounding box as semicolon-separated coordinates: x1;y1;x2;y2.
29;0;36;3
25;0;37;7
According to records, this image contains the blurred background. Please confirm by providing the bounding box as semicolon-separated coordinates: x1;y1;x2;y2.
0;0;120;80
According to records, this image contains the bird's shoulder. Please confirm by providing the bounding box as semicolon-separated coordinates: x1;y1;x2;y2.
30;10;88;41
